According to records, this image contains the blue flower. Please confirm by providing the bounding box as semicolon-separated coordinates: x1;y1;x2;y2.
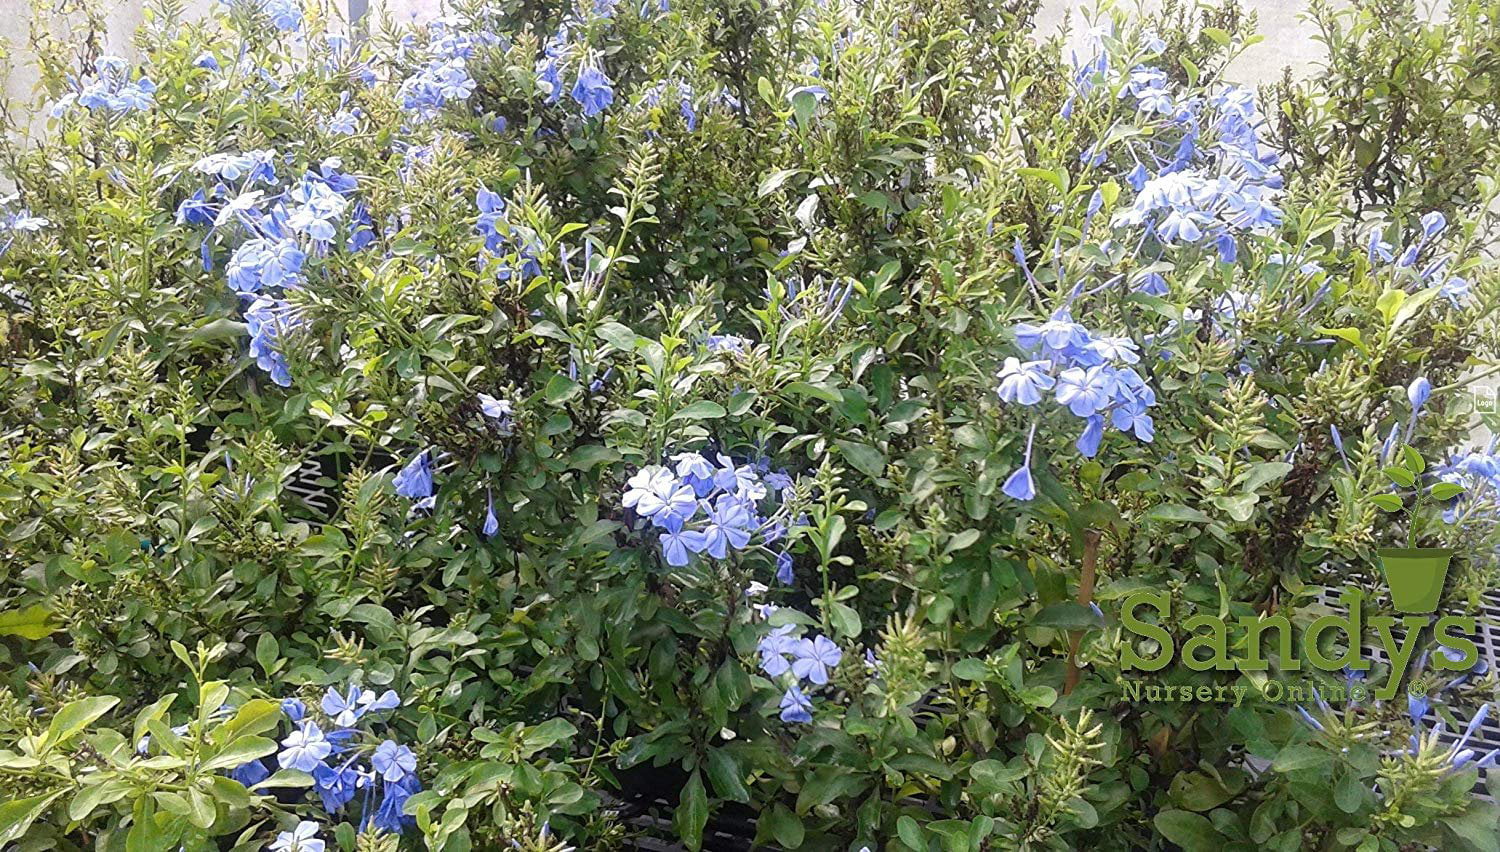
372;774;420;833
790;634;842;685
570;65;615;117
193;52;220;72
321;684;400;727
311;760;361;812
270;820;324;852
660;527;696;566
244;296;301;387
1420;211;1447;240
1003;423;1038;501
477;393;515;435
393;451;434;500
1076;415;1105;458
995;357;1055;406
1407;692;1431;726
671;451;718;496
623;465;698;530
483;491;500;538
689;494;755;559
176;189;217;227
229;757;270;787
372;740;418;783
1002;465;1035;501
227;238;306;292
1407;376;1432;410
1014;311;1090;362
1054;366;1110;417
775;551;794;585
281;698;306;722
278;721;333;772
758;624;796;677
778;684;813;723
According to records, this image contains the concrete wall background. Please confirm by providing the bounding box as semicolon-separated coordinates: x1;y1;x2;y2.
3;0;1326;116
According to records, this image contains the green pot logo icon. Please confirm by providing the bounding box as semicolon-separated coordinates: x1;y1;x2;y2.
1377;548;1453;614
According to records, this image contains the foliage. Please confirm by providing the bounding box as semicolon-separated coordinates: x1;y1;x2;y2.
1;0;1498;849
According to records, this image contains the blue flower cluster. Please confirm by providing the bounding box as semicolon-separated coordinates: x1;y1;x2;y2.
755;612;843;724
1066;34;1283;265
1366;211;1472;307
219;0;303;32
623;451;796;574
476;186;542;280
238;684;419;836
176;153;369;385
1435;439;1500;530
995;311;1156;499
270;821;324;852
50;56;155;116
536;24;616;118
0;196;48;259
397;18;490;122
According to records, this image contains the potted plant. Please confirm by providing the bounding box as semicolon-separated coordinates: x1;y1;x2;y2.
1365;445;1466;613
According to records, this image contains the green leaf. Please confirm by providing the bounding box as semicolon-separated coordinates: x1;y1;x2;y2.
1154;810;1223;850
0;791;65;844
783;381;842;404
1370;494;1405;512
569;444;621;471
834;440;885;479
763;803;804;849
44;696;119;753
1383;466;1416;487
1017;167;1068;194
674;770;708;851
1170;771;1234;812
1317;327;1368;353
1272;744;1330;773
200;736;277;772
1147;504;1212;523
1401;445;1426;473
670;400;727;422
1430;482;1466;500
705;749;749;803
1240;461;1293;493
1031;603;1105;631
897;815;924;849
1334;770;1365;814
254;634;278;676
544;373;583;405
757;168;804;198
0;605;58;639
595;321;639;352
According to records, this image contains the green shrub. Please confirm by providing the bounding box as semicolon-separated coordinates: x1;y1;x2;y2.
0;0;1497;849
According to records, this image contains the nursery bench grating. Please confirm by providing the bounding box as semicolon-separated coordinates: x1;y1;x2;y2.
1316;579;1500;796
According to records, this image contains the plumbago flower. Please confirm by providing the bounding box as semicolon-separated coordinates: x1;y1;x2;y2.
475;186;543;280
0;197;49;259
621;449;798;570
239;683;419;836
1066;32;1283;267
176;154;368;385
1363;210;1475;308
270;821;325;852
755;608;843;723
50;56;156;116
995;311;1158;500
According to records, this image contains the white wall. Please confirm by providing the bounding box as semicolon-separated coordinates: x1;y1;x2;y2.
3;0;1330;118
